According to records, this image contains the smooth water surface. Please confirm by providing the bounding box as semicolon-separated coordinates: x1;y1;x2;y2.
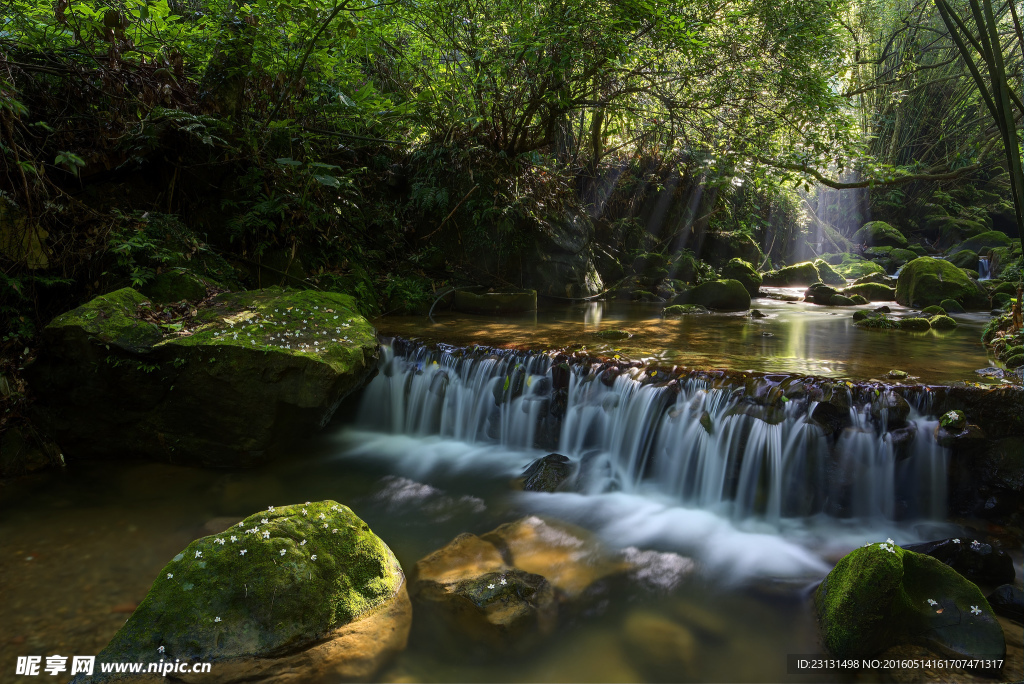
376;292;999;385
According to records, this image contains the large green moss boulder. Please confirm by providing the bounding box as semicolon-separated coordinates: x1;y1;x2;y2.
86;501;410;683
815;543;1004;663
895;257;987;309
921;305;946;316
900;317;932;331
721;258;762;296
948;250;979;270
834;259;886;279
842;283;896;302
761;261;821;287
814;259;847;286
700;231;766;267
940;298;966;314
853;221;908;248
929;315;957;330
675;279;750;311
952;231;1012;255
28;287;379;467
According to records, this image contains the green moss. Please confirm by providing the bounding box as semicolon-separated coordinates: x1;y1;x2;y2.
947;250;979;270
829;294;855;306
953;230;1012;254
849;294;869;305
853;221;908;248
663;304;709;316
721;258;762;296
141;268;213;304
834;260;886;279
46;287;163;353
852;311;869;322
842;283;896;302
1006;354;1024;369
921;305;946;316
900;317;931;331
940;410;966;430
889;248;917;265
928;315;957;330
675;279;750;311
896;257;987;309
939;298;966;313
761;261;820;287
854;314;900;329
99;501;402;663
814;259;847;286
593;329;631;340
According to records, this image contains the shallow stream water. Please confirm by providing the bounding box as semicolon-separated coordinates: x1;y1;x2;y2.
2;300;1022;684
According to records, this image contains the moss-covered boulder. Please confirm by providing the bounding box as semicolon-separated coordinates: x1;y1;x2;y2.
721;258;763;296
948;250;979;270
804;283;840;305
84;501;410;683
895;257;988;309
28;287;379;467
929;315;957;330
921;305;946;316
520;454;574;492
842;283;896;302
853;221;908;248
815;543;1004;664
849;294;869;305
700;231;765;267
940;298;966;314
814;259;847;286
900;317;931;331
952;231;1012;255
761;261;821;287
835;260;887;279
141;268;218;304
674;279;750;311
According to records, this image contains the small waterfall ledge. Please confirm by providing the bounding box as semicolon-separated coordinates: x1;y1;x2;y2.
356;338;1023;526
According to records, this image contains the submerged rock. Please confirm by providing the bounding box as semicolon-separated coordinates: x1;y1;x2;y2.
28;287;378;467
81;501;410;683
622;610;696;681
815;543;1004;666
664;304;710;316
901;538;1015;586
521;453;574;492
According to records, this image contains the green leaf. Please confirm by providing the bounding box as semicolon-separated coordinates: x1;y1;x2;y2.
275;157;303;167
313;175;341;188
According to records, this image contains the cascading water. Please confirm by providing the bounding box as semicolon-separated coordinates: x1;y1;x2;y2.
356;341;949;526
978;256;991;280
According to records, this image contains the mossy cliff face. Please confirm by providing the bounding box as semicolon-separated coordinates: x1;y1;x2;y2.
28;287;379;467
815;543;1004;665
895;257;987;309
85;501;409;683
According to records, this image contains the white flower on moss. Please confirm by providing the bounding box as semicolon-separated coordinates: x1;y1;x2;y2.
261;518;269;524
927;599;937;606
230;536;237;542
240;549;247;555
279;549;286;556
195;550;202;558
319;513;326;520
158;646;165;654
886;546;896;554
300;539;307;545
971;605;981;615
886;538;894;545
332;529;338;534
268;506;275;512
500;577;507;585
953;538;960;543
310;555;317;561
487;584;495;589
262;531;270;539
215;538;226;545
214;617;221;623
302;509;308;516
167;573;173;579
971;540;981;549
323;523;328;529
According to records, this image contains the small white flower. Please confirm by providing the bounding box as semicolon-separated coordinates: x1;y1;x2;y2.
230;536;237;542
306;502;311;505
332;529;338;534
886;538;894;545
500;577;507;585
331;505;340;511
300;540;307;546
214;617;221;623
927;599;937;606
953;538;960;543
279;549;286;556
195;550;202;558
971;540;981;549
263;531;270;539
215;538;226;545
261;518;269;524
971;605;981;615
319;513;326;520
323;523;328;529
488;583;495;589
887;546;896;554
240;549;247;555
864;542;872;547
302;509;308;516
167;573;173;579
268;506;275;512
158;646;165;654
311;555;317;561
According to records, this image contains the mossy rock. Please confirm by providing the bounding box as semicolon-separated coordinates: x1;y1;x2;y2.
865;245;894;257
964;269;980;280
889;248;918;265
940;410;967;431
929;315;957;330
908;244;928;256
141;268;216;304
1005;354;1024;369
830;294;855;306
761;261;820;287
814;259;847;286
940;299;966;314
900;317;931;331
721;258;762;296
815;544;1004;662
834;260;886;279
593;329;632;340
896;257;987;309
921;305;946;316
29;287;379;467
851;272;893;286
663;304;710;316
952;231;1012;255
948;250;979;270
855;314;900;329
852;221;908;248
804;283;840;305
849;294;869;305
700;232;765;267
842;283;896;302
991;281;1018;296
89;501;409;683
852;311;869;322
674;279;750;311
992;293;1011;308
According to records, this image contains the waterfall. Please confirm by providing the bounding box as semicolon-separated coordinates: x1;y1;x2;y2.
978;256;991;280
355;341;949;525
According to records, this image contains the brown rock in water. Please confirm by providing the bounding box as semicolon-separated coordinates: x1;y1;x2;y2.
622;610;697;680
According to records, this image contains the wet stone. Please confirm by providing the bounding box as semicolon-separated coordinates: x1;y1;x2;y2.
901;538;1015;586
986;585;1024;622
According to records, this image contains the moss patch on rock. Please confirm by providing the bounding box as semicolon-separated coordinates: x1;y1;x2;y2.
98;501;403;663
842;283;896;302
674;279;750;311
663;304;710;316
814;259;847;286
929;315;957;330
721;258;762;296
761;262;820;287
952;231;1012;255
853;221;908;248
895;257;987;309
834;260;886;279
45;287;164;354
